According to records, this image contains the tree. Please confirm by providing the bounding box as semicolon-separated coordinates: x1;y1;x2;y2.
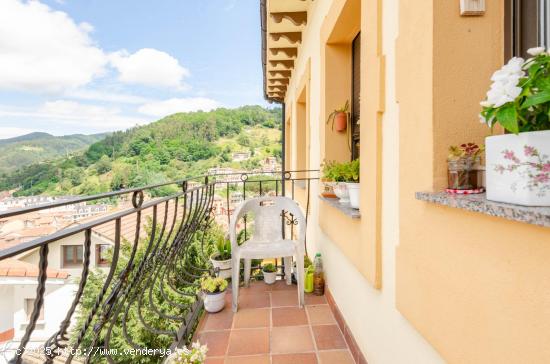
95;155;112;174
237;134;250;147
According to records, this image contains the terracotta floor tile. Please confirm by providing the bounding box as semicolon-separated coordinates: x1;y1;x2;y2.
272;353;318;364
312;325;347;350
235;292;271;309
225;355;270;364
240;281;272;295
204;358;224;364
227;328;270;356
318;350;355;364
234;308;270;328
306;305;336;325
197;331;230;357
271;326;315;354
272;307;308;327
203;309;234;331
305;294;327;305
271;280;296;291
271;291;299;307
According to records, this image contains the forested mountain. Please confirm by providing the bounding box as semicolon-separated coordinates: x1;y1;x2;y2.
0;106;282;197
0;132;106;174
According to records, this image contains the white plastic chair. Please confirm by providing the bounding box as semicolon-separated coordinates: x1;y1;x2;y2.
230;196;306;312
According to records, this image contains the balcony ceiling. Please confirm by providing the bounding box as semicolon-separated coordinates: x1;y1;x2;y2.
262;0;313;103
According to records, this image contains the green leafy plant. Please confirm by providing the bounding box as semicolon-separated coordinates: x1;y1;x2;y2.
326;100;349;131
262;263;277;273
321;160;338;181
213;236;231;261
480;48;550;133
200;274;228;294
321;159;360;182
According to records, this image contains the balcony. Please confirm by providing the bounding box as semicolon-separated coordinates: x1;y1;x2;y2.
0;170;362;364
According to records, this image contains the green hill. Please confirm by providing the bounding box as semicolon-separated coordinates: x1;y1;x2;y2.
0;105;282;197
0;132;107;174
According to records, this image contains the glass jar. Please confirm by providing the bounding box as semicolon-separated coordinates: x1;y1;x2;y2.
447;157;478;190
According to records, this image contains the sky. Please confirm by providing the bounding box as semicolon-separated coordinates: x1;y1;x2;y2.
0;0;267;139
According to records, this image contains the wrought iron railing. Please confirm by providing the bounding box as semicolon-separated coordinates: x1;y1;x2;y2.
0;170;318;363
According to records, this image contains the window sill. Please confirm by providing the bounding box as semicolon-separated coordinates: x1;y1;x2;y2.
319;196;361;219
415;192;550;228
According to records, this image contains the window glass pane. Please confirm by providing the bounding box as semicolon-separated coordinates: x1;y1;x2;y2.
76;245;83;262
64;246;73;261
98;244;110;264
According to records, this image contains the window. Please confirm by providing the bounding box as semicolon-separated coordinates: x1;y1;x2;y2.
96;244;110;267
506;0;550;58
351;32;361;160
62;245;83;267
25;299;44;321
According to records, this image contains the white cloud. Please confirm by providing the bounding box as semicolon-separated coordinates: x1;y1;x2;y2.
110;48;190;89
0;127;36;139
138;97;221;117
66;89;151;104
0;101;145;131
0;0;108;93
0;1;192;95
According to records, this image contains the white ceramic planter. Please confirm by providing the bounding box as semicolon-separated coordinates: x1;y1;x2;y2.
263;271;276;284
486;130;550;206
346;182;360;209
203;290;226;313
210;253;232;279
333;182;349;204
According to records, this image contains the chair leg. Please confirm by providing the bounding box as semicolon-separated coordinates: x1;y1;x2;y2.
232;255;240;312
296;252;305;308
284;257;292;285
243;259;252;287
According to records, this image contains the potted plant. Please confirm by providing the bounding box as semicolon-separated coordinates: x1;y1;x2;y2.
326;161;350;204
200;274;228;313
320;160;337;198
210;236;232;279
166;341;208;364
480;47;550;206
447;143;484;190
326;101;349;132
343;159;360;209
262;263;277;285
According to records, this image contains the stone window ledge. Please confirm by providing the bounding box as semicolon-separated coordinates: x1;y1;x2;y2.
319;196;361;219
416;192;550;228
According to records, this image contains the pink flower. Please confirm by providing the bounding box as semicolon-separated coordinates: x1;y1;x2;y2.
543;163;550;172
534;173;550;183
503;150;516;160
524;145;538;157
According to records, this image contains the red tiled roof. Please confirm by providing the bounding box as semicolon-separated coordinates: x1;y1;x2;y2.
0;259;69;279
91;202;184;243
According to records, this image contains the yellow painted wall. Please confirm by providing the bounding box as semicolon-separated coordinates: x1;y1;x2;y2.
283;0;444;362
396;1;550;363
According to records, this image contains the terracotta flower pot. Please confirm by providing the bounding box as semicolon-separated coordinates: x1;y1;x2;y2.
334;112;347;132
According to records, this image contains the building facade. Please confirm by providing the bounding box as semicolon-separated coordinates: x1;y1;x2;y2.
263;0;550;363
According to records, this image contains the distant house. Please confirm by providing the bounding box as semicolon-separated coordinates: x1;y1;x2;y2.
232;151;250;162
0;259;72;355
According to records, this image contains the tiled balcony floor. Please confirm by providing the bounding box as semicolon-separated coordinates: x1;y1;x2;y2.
194;280;356;364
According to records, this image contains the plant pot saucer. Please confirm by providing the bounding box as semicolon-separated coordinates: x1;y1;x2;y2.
445;188;485;195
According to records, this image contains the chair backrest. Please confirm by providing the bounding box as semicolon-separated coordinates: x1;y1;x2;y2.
229;196;306;251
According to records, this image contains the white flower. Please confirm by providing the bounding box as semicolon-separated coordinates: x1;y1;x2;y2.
527;47;546;56
481;57;525;108
490;57;525;82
